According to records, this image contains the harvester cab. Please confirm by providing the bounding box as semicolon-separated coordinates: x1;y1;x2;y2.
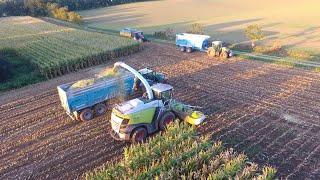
110;62;205;143
207;41;233;59
151;83;173;104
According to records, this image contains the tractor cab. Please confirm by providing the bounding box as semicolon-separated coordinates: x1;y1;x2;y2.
207;41;233;58
151;83;173;104
212;41;222;49
139;68;166;84
134;69;167;90
134;31;143;37
120;28;147;42
133;31;146;42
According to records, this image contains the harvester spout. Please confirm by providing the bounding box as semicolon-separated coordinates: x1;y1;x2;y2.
113;62;154;100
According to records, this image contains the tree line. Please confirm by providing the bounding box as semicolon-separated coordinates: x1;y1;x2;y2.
0;0;150;17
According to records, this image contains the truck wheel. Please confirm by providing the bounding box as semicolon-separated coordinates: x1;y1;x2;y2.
79;108;94;121
131;127;147;143
186;47;193;53
220;51;229;59
180;46;186;52
94;103;107;116
159;112;175;131
138;38;143;43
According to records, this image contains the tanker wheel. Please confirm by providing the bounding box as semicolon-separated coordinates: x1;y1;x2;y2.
159;112;175;131
131;127;148;143
186;47;193;53
220;51;229;59
94;103;107;116
79;108;94;121
180;46;186;52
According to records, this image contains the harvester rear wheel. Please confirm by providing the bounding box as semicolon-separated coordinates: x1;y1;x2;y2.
94;103;107;116
79;108;94;121
159;112;175;131
131;127;147;143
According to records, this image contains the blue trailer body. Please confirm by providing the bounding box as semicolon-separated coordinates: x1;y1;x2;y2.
57;68;166;120
57;72;135;116
176;33;210;52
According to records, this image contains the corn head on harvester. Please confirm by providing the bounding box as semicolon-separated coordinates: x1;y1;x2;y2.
110;62;206;142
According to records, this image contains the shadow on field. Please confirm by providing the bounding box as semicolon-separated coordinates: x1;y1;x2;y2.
163;57;320;178
205;20;280;44
205;18;262;31
166;59;294;116
86;14;147;24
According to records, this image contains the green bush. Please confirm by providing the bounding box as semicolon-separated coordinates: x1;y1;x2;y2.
286;49;312;60
68;11;83;24
187;23;205;34
47;3;83;24
245;24;265;48
154;28;174;40
85;122;277;180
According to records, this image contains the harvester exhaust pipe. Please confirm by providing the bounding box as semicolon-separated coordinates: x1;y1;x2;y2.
113;62;154;100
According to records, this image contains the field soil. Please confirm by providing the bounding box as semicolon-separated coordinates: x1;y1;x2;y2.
0;43;320;179
79;0;320;51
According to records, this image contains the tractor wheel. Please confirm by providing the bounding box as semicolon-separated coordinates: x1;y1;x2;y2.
159;112;175;131
131;127;148;143
180;46;186;52
220;51;229;59
186;47;193;53
94;103;107;117
207;48;216;58
79;108;94;121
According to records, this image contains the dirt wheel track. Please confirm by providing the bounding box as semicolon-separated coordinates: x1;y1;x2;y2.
0;43;319;179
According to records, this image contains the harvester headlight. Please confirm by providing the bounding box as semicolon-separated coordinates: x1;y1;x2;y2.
120;118;130;127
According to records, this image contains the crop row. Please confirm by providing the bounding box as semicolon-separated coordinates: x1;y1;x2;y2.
0;16;141;79
86;122;277;179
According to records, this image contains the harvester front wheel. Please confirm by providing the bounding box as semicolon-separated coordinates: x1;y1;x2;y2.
131;127;147;143
159;112;175;131
94;103;107;116
79;108;94;121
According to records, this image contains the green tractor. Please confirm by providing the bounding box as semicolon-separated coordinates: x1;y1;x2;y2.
110;62;205;142
207;41;233;59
